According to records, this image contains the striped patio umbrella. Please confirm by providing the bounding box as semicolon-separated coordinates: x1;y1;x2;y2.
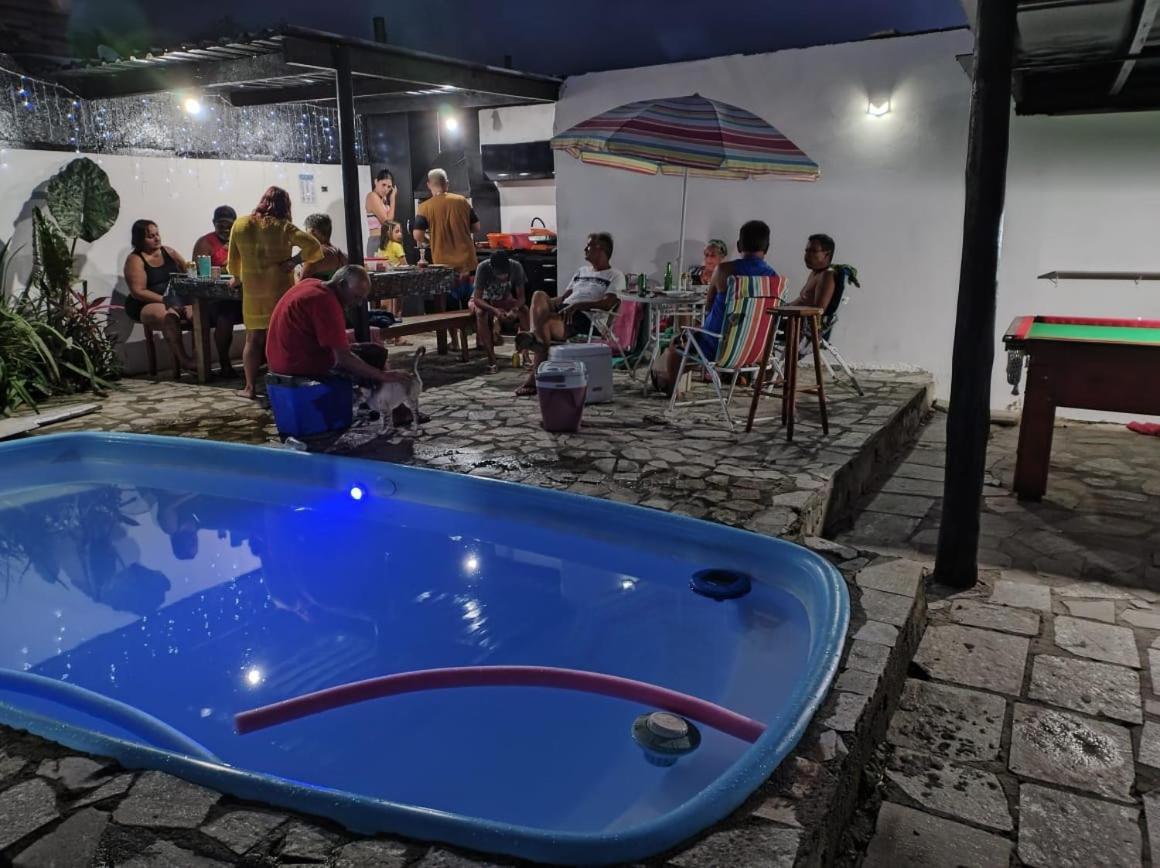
552;94;819;275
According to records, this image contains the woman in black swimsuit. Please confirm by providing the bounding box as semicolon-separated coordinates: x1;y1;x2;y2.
122;219;196;374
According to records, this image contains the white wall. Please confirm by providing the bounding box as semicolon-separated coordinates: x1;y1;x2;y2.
479;103;555;146
554;29;1160;418
1;150;367;373
479;104;557;234
998;113;1160;419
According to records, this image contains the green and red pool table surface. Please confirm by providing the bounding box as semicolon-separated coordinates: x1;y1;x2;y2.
1005;315;1160;347
1004;315;1160;500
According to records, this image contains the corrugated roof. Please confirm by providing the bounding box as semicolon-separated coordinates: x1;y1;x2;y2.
52;30;287;74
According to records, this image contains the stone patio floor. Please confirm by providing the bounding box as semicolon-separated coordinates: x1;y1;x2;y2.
847;414;1160;866
837;415;1160;587
31;338;933;540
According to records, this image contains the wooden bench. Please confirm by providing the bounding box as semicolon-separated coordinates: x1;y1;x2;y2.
380;310;475;362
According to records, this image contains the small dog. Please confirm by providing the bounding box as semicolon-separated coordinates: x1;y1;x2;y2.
364;347;425;433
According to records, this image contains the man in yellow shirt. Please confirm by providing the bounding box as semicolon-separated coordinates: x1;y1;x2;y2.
412;168;480;315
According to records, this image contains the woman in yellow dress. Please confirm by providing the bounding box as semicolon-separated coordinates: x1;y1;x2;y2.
227;186;323;399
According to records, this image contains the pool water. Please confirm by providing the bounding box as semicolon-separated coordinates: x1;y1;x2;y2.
0;434;846;864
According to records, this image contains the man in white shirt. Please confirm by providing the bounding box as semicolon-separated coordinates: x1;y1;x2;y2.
515;232;625;396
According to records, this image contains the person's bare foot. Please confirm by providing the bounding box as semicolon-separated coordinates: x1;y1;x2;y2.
237;386;256;399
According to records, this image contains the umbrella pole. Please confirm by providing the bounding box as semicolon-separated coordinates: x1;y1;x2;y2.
676;166;689;281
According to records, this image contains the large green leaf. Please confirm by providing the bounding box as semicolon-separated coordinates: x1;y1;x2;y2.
45;158;121;244
31;208;73;304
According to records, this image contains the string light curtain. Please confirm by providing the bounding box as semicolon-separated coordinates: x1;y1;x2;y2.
0;66;362;164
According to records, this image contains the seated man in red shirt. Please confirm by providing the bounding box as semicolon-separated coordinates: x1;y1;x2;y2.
267;265;411;414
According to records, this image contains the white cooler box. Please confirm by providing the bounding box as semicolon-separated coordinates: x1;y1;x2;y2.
549;343;613;404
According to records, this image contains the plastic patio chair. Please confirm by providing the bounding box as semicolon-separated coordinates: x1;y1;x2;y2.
815;265;863;396
666;274;787;431
584;300;647;376
584;305;627;357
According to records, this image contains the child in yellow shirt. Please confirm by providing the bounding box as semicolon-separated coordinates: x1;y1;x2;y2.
379;221;407;266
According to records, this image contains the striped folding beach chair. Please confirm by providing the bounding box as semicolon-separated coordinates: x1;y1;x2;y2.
666;274;787;431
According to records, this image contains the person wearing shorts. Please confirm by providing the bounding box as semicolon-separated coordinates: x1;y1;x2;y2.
515;232;624;396
471;251;529;372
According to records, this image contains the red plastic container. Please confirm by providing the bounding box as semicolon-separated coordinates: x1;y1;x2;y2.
536;360;588;433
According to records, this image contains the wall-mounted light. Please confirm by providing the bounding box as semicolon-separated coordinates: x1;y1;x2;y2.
182;96;203;116
866;98;892;118
444;114;460;133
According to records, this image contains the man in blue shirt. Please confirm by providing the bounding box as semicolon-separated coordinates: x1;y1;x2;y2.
651;220;778;395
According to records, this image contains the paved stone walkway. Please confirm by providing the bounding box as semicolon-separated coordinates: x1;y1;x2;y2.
864;567;1160;867
838;412;1160;587
848;413;1160;866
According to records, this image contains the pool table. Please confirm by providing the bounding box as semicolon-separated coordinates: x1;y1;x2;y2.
1003;315;1160;500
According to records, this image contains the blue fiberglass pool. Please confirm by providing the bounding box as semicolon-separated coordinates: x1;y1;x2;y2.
0;432;848;864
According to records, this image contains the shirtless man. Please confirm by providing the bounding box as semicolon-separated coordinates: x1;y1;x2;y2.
788;233;837;312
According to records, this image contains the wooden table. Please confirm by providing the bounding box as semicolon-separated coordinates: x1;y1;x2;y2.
168;276;237;385
366;265;456;303
1003;314;1160;499
746;305;829;440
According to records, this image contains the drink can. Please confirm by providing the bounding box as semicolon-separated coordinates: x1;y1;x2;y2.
196;255;212;279
210;265;221;281
186;261;197;278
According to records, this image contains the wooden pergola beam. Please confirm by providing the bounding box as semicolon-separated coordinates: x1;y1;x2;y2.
935;0;1018;588
353;91;526;115
227;77;421;107
281;33;559;102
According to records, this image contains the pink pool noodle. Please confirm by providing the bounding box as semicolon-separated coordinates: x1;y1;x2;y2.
235;665;766;743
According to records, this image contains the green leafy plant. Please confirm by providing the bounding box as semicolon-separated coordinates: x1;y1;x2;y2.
0;293;61;413
1;158;123;415
45;157;122;251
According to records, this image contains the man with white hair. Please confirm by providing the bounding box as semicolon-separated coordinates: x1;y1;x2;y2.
413;168;480;318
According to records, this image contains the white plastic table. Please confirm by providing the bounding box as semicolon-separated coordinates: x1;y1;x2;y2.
615;288;707;394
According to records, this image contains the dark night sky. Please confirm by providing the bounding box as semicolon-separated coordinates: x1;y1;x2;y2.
69;0;967;76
